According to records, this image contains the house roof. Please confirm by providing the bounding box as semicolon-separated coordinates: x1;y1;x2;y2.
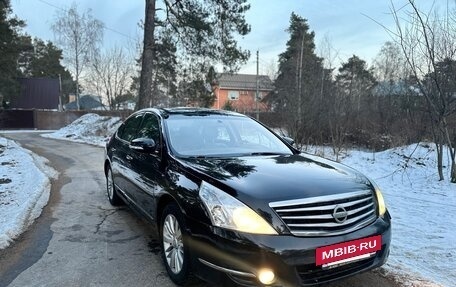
216;73;274;91
65;95;105;110
373;80;412;96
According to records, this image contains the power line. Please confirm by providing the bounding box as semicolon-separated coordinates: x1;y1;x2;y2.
36;0;137;41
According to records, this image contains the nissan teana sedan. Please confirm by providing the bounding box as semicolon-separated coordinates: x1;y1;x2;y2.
104;108;391;287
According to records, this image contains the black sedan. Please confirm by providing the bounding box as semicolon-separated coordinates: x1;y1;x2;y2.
104;108;391;287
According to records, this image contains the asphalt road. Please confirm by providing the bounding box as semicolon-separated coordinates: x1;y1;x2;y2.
0;133;401;287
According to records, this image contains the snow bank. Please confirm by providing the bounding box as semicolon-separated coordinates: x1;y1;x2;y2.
42;113;122;147
0;137;58;249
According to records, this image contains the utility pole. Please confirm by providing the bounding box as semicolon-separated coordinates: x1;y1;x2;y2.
297;31;305;125
256;50;260;121
58;74;63;112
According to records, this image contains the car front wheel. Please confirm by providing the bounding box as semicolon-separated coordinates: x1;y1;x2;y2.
160;203;190;285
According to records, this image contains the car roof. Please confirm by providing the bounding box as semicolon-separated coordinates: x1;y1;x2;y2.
137;107;246;118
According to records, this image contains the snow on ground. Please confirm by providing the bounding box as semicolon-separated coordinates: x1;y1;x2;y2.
31;115;456;286
42;113;122;147
0;114;120;247
0;137;57;249
307;144;456;287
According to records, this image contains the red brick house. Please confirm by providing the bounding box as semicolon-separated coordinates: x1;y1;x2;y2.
212;73;274;112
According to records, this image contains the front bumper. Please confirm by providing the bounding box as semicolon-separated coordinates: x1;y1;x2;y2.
185;211;391;286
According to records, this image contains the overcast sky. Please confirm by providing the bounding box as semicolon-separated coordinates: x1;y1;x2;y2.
11;0;440;75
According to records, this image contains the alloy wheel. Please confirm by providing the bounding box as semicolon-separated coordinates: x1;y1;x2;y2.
162;214;184;274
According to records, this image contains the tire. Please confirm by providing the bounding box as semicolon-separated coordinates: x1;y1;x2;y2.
106;167;122;206
160;203;191;285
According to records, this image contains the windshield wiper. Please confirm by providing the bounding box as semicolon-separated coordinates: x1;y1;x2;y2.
186;155;208;159
249;152;284;156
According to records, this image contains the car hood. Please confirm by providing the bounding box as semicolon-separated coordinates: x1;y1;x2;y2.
179;153;373;203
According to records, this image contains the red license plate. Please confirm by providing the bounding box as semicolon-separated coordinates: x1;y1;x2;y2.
315;235;382;266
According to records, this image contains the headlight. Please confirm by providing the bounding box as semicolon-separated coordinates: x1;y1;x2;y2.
371;180;387;216
199;181;278;235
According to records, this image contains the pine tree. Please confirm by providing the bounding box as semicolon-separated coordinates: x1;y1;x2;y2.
336;56;376;122
271;13;325;145
129;31;178;107
0;0;25;104
336;55;376;111
152;32;178;107
137;0;251;109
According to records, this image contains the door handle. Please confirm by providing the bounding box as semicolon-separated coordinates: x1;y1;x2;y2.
126;155;133;161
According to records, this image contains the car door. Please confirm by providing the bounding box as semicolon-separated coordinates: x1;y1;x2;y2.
128;112;164;221
111;113;144;202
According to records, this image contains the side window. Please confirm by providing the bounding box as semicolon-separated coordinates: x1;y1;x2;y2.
116;124;125;139
137;113;160;144
118;114;143;142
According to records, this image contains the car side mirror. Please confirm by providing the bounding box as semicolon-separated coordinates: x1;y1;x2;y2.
129;138;157;153
282;136;295;146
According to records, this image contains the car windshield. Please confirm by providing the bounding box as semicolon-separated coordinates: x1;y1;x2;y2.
165;114;293;157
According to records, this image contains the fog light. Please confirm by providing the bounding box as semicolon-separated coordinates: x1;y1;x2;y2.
258;268;275;285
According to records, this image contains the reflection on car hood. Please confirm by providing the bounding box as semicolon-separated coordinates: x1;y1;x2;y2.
179;153;372;202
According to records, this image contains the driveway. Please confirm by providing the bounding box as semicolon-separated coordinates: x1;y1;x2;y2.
0;133;400;287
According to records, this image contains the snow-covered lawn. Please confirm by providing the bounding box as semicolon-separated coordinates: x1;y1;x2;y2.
3;114;454;286
0;137;57;249
307;144;455;287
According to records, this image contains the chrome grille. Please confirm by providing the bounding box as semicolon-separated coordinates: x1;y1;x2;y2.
269;190;377;236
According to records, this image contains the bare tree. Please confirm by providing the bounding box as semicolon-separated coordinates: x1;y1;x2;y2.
318;34;347;160
262;58;278;81
373;41;407;83
88;47;134;110
327;88;350;162
51;2;103;110
372;42;407;137
318;34;339;72
389;0;456;182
